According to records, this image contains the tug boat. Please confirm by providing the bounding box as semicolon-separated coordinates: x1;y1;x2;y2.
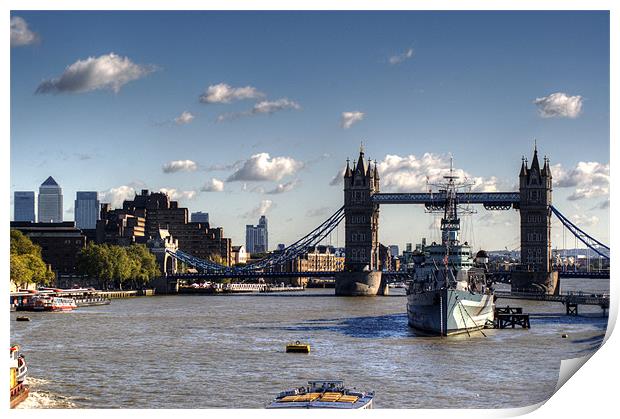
266;380;374;409
10;345;29;408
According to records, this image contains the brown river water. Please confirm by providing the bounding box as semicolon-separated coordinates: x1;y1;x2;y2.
11;278;608;409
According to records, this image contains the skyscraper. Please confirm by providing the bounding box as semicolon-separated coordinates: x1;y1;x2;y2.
245;215;268;253
75;191;100;230
38;176;63;223
191;211;209;224
14;191;35;222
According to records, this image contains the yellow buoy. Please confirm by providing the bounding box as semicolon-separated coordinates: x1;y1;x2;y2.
286;340;310;353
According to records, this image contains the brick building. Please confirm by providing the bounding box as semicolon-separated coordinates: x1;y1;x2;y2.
11;222;86;275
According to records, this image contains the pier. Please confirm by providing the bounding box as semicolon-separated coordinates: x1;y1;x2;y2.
494;291;609;315
178;283;306;294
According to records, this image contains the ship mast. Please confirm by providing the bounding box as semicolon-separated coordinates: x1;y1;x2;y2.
425;155;476;262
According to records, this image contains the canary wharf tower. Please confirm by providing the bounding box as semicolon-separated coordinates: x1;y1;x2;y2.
38;176;63;223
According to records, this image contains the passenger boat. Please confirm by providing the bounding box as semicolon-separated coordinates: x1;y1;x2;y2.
10;345;29;408
266;380;374;409
406;159;494;336
31;295;77;311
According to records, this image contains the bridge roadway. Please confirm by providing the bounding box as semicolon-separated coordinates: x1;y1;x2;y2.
372;192;520;209
168;271;412;280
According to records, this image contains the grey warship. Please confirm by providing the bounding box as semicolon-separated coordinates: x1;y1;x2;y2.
406;160;494;336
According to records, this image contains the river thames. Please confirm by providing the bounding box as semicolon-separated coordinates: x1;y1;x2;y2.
11;278;608;409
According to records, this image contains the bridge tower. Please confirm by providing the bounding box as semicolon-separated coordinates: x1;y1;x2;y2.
514;144;558;294
336;145;385;295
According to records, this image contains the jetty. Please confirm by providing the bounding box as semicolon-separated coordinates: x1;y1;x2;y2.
495;291;609;315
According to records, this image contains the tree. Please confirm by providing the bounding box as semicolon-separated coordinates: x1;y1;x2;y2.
10;230;55;288
77;243;160;290
126;244;160;288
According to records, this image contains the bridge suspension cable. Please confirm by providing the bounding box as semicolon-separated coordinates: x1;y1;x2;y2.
166;206;346;273
550;205;610;260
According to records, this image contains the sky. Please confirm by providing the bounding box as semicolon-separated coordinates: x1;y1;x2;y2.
9;11;610;252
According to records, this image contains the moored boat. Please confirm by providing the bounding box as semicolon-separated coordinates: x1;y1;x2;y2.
31;295;77;312
10;345;29;408
266;380;374;409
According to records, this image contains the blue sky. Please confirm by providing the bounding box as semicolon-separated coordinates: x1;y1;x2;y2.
10;11;610;251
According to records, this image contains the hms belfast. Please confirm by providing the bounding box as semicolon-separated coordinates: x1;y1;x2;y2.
405;160;495;336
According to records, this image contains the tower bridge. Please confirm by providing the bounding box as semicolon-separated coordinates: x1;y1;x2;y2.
165;144;610;296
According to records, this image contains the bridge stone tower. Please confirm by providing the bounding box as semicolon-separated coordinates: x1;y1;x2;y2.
336;146;385;296
513;144;558;294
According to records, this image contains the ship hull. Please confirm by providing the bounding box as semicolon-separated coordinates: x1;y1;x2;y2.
335;271;383;296
407;288;494;336
10;384;29;409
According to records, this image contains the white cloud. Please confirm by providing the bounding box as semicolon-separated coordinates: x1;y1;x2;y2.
329;167;346;186
593;199;609;210
570;214;599;227
253;98;300;114
388;48;414;65
568;186;609;201
99;185;136;208
199;83;263;104
533;92;583;118
341;111;365;129
227;153;303;182
216;98;301;122
244;199;274;218
201;178;225;192
159;188;197;201
306;207;331;218
266;179;299;195
174;111;195;125
36;53;154;94
11;16;39;47
162;160;198;173
377;153;500;193
551;161;609;201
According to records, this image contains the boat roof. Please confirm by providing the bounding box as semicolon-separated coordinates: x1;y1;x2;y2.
308;379;344;384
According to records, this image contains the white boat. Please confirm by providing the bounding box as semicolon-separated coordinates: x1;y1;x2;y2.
266;380;374;409
31;295;77;312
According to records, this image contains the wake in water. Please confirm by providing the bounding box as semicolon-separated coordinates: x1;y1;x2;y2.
15;377;76;409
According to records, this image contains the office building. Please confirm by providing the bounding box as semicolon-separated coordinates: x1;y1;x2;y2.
388;245;399;258
14;191;35;222
246;215;268;253
38;176;63;223
11;221;86;275
75;191;100;230
191;211;209;224
101;190;231;265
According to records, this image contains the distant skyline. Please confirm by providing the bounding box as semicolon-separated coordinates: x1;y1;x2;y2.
10;11;610;251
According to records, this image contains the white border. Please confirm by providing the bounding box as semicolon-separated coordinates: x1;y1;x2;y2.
4;2;617;419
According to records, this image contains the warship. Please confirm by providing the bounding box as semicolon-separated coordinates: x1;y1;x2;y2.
406;159;495;336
